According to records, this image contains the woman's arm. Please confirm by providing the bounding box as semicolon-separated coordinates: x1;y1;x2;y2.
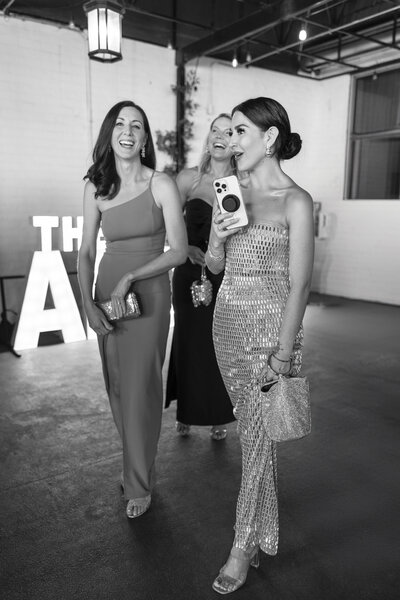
175;167;196;208
176;167;205;266
205;200;241;274
109;172;188;317
77;182;113;335
270;189;314;373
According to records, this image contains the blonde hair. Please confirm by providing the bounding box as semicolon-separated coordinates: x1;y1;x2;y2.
191;113;235;190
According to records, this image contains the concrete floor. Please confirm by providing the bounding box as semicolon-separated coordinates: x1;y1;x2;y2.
0;294;399;600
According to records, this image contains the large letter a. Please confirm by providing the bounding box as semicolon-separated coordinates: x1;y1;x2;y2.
14;251;86;351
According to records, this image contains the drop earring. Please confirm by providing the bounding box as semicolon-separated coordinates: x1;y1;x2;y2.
265;145;272;157
141;146;146;158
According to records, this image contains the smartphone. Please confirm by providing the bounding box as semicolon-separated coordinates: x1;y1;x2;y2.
213;175;248;229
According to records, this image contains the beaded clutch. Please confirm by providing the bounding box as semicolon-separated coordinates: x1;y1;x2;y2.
190;265;213;307
96;291;141;322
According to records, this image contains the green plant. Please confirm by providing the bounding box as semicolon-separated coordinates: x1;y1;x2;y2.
155;69;199;175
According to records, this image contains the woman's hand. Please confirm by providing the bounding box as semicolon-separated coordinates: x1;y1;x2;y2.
85;302;113;336
211;206;242;242
110;274;132;319
188;245;205;266
260;353;291;383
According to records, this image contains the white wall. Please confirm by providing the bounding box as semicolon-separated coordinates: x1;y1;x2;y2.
309;76;400;305
0;17;399;314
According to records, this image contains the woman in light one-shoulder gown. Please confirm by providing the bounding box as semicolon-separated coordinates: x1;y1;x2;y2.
206;97;314;595
78;101;187;519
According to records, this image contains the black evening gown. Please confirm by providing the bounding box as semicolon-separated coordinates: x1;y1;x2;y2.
166;198;235;426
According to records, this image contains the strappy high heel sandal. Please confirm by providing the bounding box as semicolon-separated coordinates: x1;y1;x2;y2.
176;421;191;437
210;425;227;441
212;546;260;595
126;495;151;519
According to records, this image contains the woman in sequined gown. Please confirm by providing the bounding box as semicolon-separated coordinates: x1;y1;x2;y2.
206;97;314;594
78;101;187;520
166;114;235;439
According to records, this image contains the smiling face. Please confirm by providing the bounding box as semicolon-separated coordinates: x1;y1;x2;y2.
207;116;233;161
230;111;267;171
111;106;147;160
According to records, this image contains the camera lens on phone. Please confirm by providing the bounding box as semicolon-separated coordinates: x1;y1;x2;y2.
222;194;240;212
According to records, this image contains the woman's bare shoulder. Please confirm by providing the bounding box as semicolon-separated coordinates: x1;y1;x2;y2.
286;181;313;220
176;167;197;185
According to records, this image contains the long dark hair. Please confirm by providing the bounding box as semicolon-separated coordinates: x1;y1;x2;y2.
84;100;156;199
232;97;302;160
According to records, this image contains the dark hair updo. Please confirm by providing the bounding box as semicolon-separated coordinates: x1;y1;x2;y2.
232;97;302;160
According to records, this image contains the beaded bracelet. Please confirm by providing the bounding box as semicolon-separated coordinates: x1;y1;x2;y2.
207;246;225;261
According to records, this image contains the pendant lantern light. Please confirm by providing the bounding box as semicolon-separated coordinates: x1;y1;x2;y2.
83;1;125;62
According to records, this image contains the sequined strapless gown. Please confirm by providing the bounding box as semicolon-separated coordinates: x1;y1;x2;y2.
213;222;303;555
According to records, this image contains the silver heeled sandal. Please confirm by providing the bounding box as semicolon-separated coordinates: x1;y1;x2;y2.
210;426;227;441
212;546;259;595
176;421;191;437
126;495;151;519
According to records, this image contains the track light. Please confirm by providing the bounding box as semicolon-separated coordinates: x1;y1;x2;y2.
299;24;307;41
232;50;238;68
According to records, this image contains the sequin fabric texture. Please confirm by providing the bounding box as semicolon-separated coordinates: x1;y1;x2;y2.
213;223;303;555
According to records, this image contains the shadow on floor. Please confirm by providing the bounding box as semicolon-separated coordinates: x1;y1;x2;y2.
0;295;399;599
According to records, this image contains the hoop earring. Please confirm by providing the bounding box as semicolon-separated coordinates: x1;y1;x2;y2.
265;145;272;157
141;146;146;158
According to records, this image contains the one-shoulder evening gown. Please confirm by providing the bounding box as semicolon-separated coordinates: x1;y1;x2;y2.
212;222;303;555
166;198;234;426
95;175;171;501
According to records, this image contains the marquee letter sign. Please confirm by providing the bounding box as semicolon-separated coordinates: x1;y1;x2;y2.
13;216;104;351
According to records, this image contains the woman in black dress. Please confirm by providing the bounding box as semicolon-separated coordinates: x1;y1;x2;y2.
166;114;235;440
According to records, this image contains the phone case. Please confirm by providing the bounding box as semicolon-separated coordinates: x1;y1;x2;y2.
213;175;248;229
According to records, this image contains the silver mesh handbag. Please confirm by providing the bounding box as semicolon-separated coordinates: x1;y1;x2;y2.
261;375;311;442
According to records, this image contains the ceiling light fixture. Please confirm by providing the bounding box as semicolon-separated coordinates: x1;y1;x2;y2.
232;50;238;68
83;1;125;62
299;23;307;42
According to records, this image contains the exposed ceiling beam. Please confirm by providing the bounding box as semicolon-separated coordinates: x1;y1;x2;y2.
302;16;400;52
181;0;335;58
247;4;400;67
124;2;211;32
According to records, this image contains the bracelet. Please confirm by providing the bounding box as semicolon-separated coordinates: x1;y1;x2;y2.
207;246;225;261
267;354;291;376
271;353;291;363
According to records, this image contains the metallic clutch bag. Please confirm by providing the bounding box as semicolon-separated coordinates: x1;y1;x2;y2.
96;291;141;322
190;265;213;308
261;375;311;442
